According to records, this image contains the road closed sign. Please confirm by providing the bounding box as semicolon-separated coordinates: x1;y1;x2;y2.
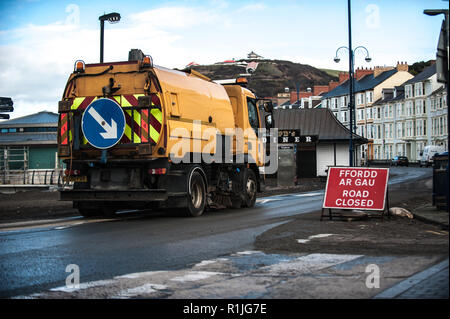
323;167;389;211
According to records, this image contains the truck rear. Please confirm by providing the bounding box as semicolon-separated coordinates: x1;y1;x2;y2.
58;50;273;217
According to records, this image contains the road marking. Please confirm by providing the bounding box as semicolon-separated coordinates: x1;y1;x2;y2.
234;250;262;255
256;198;283;204
425;230;448;236
0;217;116;233
54;222;84;230
114;283;167;298
294;192;324;197
171;271;224;282
193;259;228;268
115;271;167;280
297;233;334;244
50;279;116;293
373;259;449;299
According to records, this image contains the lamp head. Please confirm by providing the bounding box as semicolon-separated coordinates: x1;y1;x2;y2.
99;12;121;23
334;57;341;63
365;57;372;63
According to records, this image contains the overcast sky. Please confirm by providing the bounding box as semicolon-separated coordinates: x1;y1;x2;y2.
0;0;448;119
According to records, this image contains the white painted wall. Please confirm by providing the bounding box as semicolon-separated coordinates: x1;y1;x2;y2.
336;144;350;166
316;143;350;176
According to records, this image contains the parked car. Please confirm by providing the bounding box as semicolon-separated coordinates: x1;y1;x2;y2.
391;156;409;166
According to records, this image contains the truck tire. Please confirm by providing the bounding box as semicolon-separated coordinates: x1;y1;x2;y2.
230;168;257;208
242;169;257;208
186;170;206;217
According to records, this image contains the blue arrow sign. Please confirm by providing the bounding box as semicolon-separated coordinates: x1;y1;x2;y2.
81;98;125;149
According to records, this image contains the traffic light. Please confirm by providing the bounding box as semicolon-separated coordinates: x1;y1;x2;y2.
0;97;13;120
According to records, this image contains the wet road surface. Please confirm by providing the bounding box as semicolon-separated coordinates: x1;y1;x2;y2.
0;167;433;298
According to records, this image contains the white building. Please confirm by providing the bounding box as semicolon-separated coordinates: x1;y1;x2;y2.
320;62;413;164
371;64;447;161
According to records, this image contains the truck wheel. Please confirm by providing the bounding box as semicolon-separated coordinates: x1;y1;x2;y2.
186;170;206;217
242;169;257;208
230;168;257;209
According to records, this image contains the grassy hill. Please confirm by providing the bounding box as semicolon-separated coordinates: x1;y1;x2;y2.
319;68;342;78
185;59;338;98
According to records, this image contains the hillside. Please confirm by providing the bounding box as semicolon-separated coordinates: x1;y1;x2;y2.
185;59;338;98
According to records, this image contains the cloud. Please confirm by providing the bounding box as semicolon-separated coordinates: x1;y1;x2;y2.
0;5;224;119
236;3;267;14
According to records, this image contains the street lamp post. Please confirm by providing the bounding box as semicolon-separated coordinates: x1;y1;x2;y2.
99;12;121;63
333;0;371;167
424;8;449;212
334;45;372;167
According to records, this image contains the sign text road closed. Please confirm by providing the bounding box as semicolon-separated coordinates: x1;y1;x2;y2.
323;167;389;210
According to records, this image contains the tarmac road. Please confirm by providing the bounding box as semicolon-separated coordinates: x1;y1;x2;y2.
0;166;445;299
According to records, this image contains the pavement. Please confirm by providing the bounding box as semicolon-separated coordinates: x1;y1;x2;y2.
412;203;449;230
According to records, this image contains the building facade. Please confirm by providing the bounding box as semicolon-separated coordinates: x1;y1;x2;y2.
370;64;447;161
0;111;61;184
321;61;447;163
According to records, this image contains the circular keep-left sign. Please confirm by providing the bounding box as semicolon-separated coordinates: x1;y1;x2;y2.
81;98;126;149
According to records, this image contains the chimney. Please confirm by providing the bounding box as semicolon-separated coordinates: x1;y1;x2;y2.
339;72;349;83
396;61;408;72
355;67;373;80
313;85;329;96
373;65;394;77
328;81;340;91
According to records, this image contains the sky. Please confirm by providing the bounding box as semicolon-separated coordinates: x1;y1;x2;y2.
0;0;448;119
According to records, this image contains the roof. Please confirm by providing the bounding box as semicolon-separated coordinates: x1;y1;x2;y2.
0;132;57;145
404;64;436;85
321;69;398;99
0;111;58;128
372;89;405;106
267;108;367;143
431;86;445;96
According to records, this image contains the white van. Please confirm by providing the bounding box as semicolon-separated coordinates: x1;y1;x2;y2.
419;145;445;167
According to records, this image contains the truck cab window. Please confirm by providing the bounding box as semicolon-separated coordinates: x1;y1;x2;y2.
247;98;260;132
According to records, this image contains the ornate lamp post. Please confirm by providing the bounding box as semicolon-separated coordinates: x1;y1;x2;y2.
334;45;372;167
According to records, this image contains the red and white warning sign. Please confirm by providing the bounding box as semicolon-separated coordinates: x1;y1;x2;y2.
323;167;389;211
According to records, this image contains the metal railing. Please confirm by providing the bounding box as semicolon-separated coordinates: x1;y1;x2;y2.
0;169;64;186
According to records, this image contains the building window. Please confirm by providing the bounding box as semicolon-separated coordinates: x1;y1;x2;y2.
405;85;413;98
416;120;423;136
357;109;365;120
357;93;365;105
397;123;402;138
366;108;372;120
414;82;423;96
366;91;373;103
406;101;414;116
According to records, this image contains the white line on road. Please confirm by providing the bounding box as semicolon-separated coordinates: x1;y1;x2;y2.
50;279;116;293
171;271;224;282
113;283;167;298
297;233;334;244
